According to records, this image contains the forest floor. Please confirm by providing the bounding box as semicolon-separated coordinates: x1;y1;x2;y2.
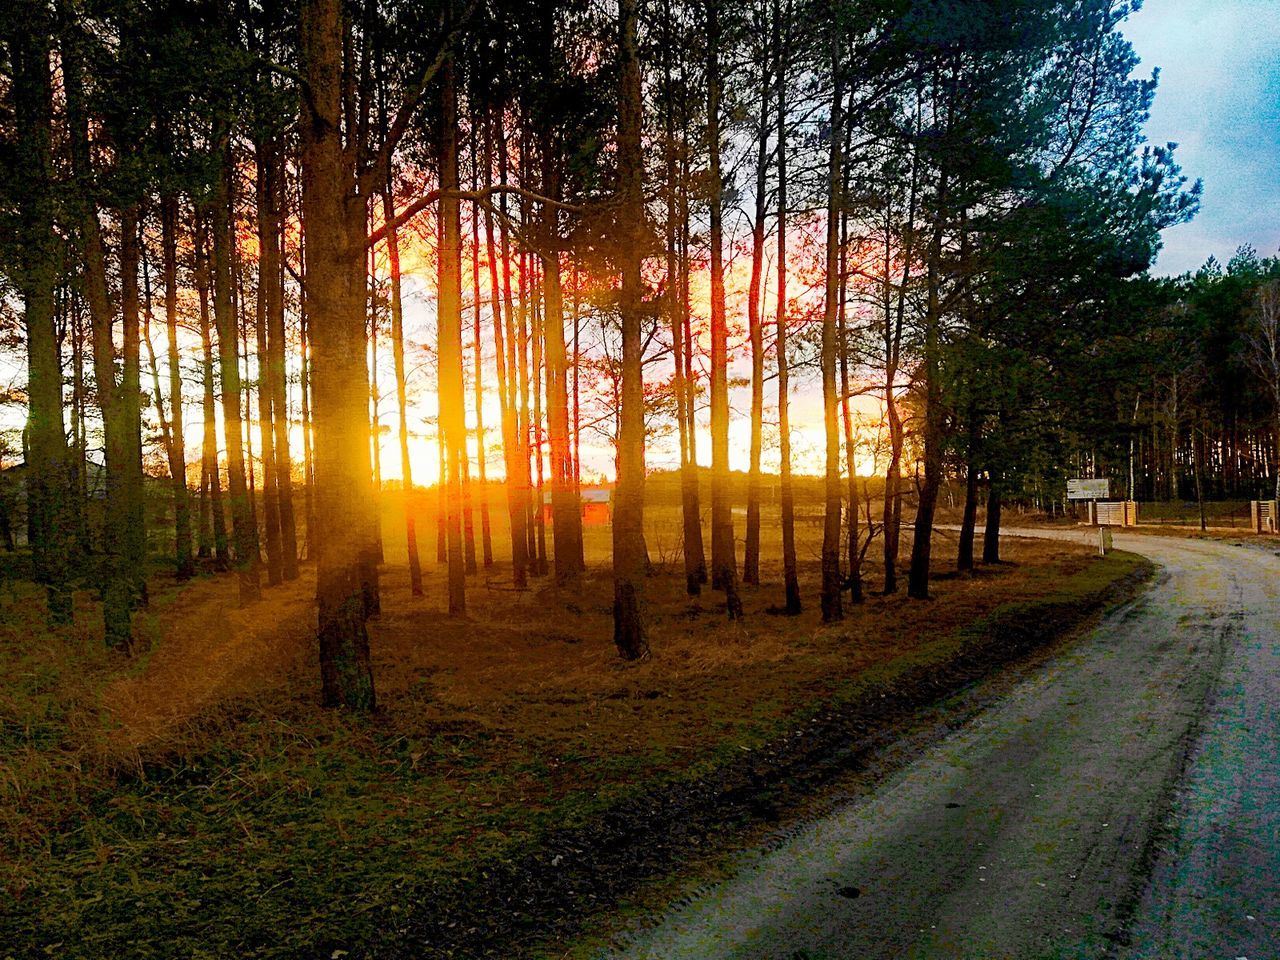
0;499;1147;958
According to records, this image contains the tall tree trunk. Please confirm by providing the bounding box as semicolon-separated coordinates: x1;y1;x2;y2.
299;304;316;561
68;36;136;647
957;410;980;572
613;0;648;659
982;471;1002;564
265;144;300;579
437;32;467;612
743;32;771;587
462;447;478;573
238;232;262;544
681;130;707;594
819;34;844;623
838;211;861;604
661;10;704;597
774;0;799;614
13;12;75;623
572;266;582;497
958;464;979;571
71;293;92;557
367;230;385;563
436;426;447;563
195;210;230;568
882;101;921;596
540;163;584;583
530;256;548;576
470;176;494;568
382;186;424;595
255;141;284;586
484;115;528;587
298;0;376;709
120;211;147;612
706;0;743;618
213;129;262;603
907;169;949;601
141;239;184;577
517;246;539;575
160;196;195;579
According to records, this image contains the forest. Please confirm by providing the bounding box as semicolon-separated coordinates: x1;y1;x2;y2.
5;0;1263;703
7;0;1280;954
11;0;1280;696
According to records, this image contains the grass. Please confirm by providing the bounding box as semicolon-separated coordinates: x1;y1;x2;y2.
0;495;1145;958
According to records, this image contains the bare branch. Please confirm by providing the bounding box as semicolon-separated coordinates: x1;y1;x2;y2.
355;0;482;199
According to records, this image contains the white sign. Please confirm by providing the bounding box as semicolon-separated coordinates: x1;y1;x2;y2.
1067;478;1110;501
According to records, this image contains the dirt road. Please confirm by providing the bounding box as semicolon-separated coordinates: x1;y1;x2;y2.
605;530;1280;959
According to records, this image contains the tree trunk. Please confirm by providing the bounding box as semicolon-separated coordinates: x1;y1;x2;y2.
613;0;648;659
838;214;861;604
117;208;150;620
298;0;376;709
437;34;467;613
882;104;921;597
367;231;386;565
743;42;770;587
484;115;529;588
819;33;844;624
160;196;195;579
255;141;284;586
906;170;949;601
299;301;317;561
141;239;187;580
517;247;540;576
958;461;979;572
13;14;75;623
265;144;299;579
68;35;136;647
982;472;1002;564
70;292;92;557
706;0;743;619
239;271;261;541
775;0;800;614
680;120;707;594
195;210;230;568
382;186;424;595
540;161;585;583
436;427;447;563
957;408;980;572
661;18;704;598
530;255;548;576
213;128;262;603
470;173;494;569
462;447;478;574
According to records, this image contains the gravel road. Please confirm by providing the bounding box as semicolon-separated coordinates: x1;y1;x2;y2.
605;530;1280;959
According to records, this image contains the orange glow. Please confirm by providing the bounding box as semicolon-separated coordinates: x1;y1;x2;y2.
129;202;908;493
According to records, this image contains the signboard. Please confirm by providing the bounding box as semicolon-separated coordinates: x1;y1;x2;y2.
1095;501;1126;527
1067;478;1110;501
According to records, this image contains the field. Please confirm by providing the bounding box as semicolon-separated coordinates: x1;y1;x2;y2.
0;491;1145;957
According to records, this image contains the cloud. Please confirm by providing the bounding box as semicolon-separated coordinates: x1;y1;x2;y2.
1123;0;1280;274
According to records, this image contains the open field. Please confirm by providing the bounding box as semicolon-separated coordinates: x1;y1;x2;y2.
0;496;1145;957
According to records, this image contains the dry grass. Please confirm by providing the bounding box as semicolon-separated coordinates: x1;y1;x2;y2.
98;497;1098;759
0;493;1138;956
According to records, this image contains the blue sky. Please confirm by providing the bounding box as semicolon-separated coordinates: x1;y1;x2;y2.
1123;0;1280;276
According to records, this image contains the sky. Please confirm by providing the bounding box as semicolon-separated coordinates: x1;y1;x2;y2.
1122;0;1280;275
6;1;1275;485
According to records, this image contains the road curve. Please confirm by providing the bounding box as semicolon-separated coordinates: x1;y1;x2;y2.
603;530;1280;959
